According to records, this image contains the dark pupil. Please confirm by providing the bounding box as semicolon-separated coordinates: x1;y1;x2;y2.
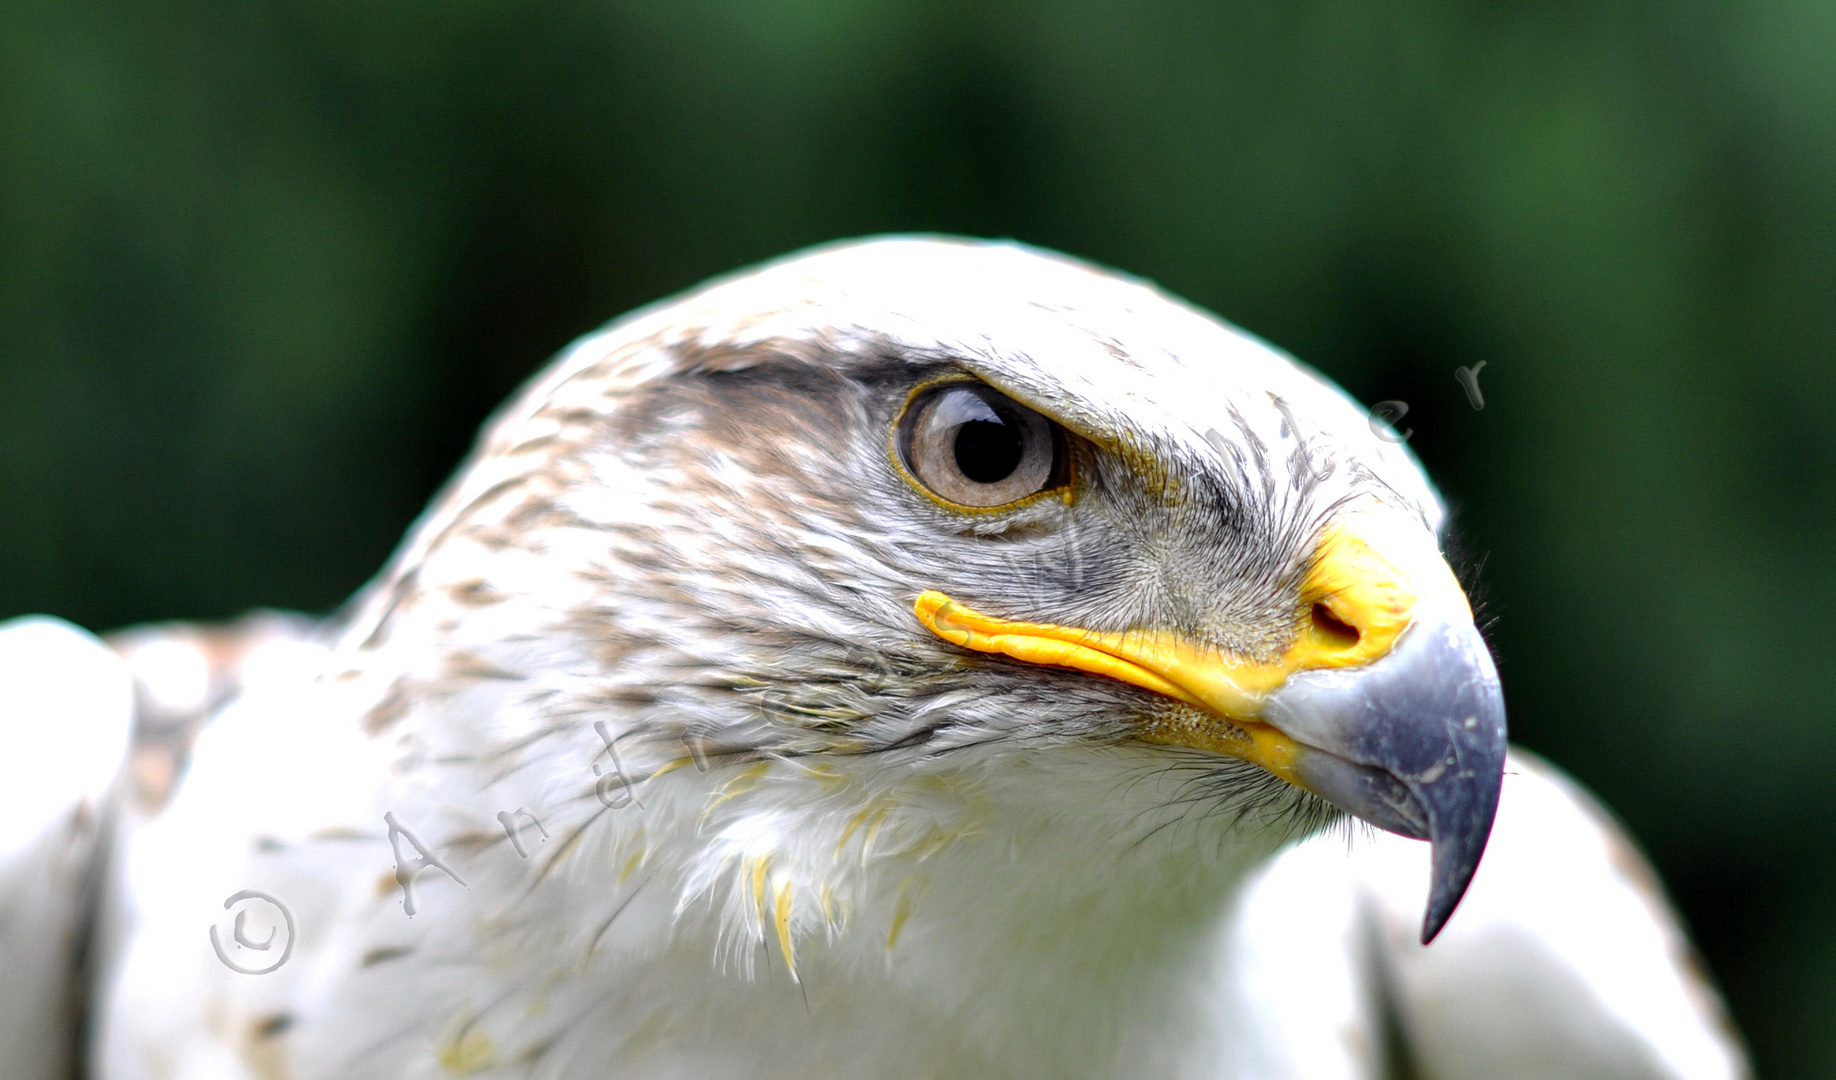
953;415;1023;484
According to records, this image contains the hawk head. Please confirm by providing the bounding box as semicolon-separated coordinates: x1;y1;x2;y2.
347;236;1504;973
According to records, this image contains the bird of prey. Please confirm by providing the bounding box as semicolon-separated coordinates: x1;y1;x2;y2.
0;238;1747;1079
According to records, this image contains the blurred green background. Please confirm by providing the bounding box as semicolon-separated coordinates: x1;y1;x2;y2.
2;0;1831;1071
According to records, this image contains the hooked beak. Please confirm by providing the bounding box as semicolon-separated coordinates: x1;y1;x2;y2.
1262;614;1507;941
913;498;1508;943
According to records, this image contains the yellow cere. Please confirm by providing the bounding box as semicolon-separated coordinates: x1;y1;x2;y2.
912;499;1465;782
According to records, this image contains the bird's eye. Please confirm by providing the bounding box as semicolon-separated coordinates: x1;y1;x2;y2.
896;383;1068;508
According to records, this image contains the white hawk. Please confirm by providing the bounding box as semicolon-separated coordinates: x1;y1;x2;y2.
0;237;1748;1079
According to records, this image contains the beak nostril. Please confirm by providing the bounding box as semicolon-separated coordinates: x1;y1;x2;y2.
1310;603;1362;651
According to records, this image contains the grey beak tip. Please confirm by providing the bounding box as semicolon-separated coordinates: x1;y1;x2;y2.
1269;617;1509;945
1420;803;1497;943
1414;681;1508;944
1421;822;1491;944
